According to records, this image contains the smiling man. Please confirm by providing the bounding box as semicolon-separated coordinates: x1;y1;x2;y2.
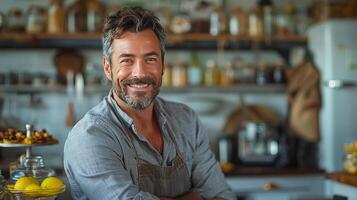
64;7;235;200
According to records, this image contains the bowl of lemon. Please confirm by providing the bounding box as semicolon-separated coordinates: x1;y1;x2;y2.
6;176;65;200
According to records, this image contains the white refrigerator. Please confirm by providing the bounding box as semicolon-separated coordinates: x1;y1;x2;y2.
308;20;357;172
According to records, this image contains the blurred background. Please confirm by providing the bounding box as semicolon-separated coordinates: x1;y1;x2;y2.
0;0;356;199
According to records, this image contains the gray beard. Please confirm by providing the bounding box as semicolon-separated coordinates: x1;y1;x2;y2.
113;86;159;111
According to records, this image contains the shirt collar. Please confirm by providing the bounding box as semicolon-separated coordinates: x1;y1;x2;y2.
107;89;167;128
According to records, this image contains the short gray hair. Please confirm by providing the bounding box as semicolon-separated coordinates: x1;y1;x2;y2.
102;7;166;66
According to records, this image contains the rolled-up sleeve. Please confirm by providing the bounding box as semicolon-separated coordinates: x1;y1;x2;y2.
190;114;236;200
64;118;159;200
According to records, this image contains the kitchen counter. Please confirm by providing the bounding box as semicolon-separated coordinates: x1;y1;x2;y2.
224;166;325;177
326;172;357;187
225;167;326;199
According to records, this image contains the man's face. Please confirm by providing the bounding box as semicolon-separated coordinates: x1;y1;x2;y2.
104;29;164;110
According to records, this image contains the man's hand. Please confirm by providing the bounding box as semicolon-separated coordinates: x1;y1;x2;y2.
160;192;203;200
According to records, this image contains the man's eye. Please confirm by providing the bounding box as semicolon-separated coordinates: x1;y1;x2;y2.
120;59;132;64
146;57;157;62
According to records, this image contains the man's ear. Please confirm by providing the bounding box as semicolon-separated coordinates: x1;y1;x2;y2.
102;56;112;81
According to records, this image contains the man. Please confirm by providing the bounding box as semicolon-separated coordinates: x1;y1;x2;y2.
64;7;235;200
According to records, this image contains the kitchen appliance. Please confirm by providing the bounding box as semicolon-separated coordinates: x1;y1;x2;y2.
237;122;279;165
218;121;295;167
308;20;357;171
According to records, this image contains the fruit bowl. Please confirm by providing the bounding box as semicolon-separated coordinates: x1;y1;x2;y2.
6;184;65;200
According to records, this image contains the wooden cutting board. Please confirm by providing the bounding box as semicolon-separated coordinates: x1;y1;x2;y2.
326;172;357;187
54;49;84;85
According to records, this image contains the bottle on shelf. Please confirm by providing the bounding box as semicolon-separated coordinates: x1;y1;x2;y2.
229;6;248;36
187;52;203;86
86;0;105;33
26;5;46;33
275;2;296;35
6;8;26;32
67;0;87;33
204;60;220;86
273;61;287;84
219;61;234;86
248;5;264;37
47;0;65;33
255;62;273;85
259;0;275;37
210;5;227;36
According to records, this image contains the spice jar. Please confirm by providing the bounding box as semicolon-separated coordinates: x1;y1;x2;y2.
171;62;187;87
26;5;46;33
7;8;26;32
47;0;65;33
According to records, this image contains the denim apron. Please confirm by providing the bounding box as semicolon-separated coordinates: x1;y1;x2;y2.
108;98;192;197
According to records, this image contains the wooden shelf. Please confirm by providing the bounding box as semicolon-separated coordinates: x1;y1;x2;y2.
0;32;307;50
0;84;286;94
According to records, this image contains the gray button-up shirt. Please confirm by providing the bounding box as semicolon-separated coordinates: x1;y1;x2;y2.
64;91;235;200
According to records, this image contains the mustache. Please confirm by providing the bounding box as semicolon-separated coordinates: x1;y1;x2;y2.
121;77;156;86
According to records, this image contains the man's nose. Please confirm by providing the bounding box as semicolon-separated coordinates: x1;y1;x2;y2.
132;59;147;77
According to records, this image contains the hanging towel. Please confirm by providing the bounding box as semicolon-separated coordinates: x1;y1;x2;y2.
287;61;321;142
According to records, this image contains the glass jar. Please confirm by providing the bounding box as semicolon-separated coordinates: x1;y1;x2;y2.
273;62;286;84
47;0;65;33
229;6;248;36
220;62;234;86
26;5;46;33
86;0;105;32
67;0;87;33
171;62;187;87
7;8;26;32
262;4;275;36
248;6;263;37
204;60;220;86
10;156;56;183
187;52;202;86
210;6;227;36
256;62;273;85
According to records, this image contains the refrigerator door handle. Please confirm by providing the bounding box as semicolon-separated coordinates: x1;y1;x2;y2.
324;80;357;89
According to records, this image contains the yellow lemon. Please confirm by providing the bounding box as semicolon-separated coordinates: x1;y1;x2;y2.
14;176;39;191
40;177;64;196
41;176;64;190
23;183;42;197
